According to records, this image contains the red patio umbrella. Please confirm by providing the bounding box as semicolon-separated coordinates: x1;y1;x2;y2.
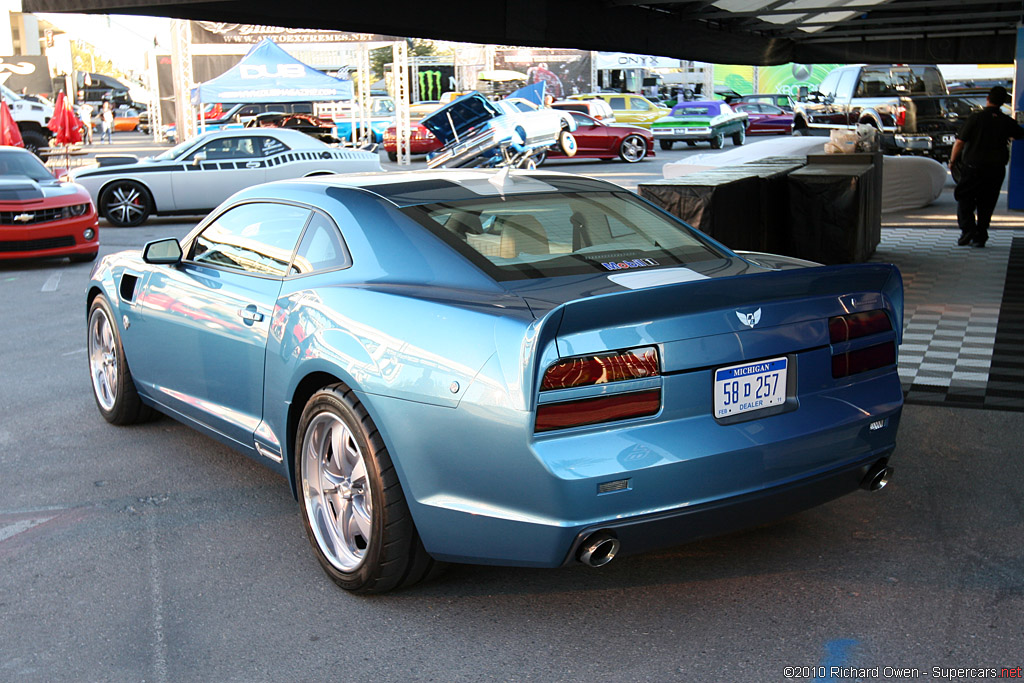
48;90;82;146
0;98;23;147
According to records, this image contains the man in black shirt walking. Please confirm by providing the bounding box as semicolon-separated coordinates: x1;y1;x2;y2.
948;85;1024;247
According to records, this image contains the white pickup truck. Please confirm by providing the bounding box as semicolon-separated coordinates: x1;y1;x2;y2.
1;83;53;156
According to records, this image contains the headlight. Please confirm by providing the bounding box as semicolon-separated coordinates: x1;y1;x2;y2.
83;228;95;240
61;203;90;218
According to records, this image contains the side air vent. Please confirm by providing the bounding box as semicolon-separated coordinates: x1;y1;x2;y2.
119;273;140;303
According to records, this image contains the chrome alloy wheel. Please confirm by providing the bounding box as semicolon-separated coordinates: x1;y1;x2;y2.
88;306;118;411
302;412;374;572
620;134;647;162
105;185;146;225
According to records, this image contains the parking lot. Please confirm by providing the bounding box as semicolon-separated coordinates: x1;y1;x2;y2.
2;132;1023;681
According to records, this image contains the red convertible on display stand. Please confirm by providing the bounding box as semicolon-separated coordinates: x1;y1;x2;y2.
537;112;654;164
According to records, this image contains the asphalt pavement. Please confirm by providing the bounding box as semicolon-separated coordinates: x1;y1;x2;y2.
2;131;1022;682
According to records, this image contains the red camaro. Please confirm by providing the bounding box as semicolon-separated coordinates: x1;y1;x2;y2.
383;121;442;161
539;112;654;164
0;146;99;262
731;103;794;135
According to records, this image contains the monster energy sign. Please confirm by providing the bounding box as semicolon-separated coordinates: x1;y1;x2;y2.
416;66;454;101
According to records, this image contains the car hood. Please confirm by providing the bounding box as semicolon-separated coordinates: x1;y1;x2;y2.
420;91;501;146
0;177;83;202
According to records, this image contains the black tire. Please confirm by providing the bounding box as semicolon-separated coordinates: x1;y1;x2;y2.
70;251;98;263
533;149;547;166
296;384;440;593
87;295;155;425
618;134;648;163
792;119;810;136
21;130;47;158
99;180;152;227
659;140;674;151
686;141;697;147
710;132;725;149
732;127;745;146
387;151;397;162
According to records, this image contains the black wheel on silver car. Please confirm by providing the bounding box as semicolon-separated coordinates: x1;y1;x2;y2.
618;134;647;163
87;295;154;425
710;132;725;149
99;180;152;227
297;385;438;593
732;127;745;146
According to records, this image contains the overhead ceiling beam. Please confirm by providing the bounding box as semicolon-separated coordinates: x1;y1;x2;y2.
801;20;1015;38
667;0;1007;19
794;9;1022;28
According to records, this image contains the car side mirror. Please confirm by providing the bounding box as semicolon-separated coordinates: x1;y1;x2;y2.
143;238;182;265
192;152;207;166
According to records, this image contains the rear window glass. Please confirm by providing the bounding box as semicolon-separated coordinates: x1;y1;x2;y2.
405;191;726;281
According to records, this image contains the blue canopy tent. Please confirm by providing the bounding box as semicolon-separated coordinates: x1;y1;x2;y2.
190;38;352;131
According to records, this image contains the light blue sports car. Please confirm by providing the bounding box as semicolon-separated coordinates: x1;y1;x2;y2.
86;169;904;593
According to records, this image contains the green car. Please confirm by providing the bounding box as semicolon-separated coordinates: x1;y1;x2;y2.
650;100;748;150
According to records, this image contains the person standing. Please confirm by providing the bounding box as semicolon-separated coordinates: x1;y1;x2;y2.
100;99;114;144
79;101;94;145
948;85;1024;247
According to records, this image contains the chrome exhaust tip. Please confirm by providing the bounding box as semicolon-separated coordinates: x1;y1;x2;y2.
576;531;620;567
861;461;893;491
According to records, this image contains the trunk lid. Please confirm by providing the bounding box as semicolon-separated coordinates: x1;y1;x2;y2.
536;263;902;370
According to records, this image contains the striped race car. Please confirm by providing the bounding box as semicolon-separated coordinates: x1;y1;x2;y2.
71;128;381;227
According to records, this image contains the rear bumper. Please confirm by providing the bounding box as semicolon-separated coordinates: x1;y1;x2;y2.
561;448;891;565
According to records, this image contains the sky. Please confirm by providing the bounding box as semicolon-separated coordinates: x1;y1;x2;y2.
37;12;171;74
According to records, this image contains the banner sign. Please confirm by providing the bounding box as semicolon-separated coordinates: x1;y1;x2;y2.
192;22;398;45
495;49;592;99
0;56;53;97
594;53;683;70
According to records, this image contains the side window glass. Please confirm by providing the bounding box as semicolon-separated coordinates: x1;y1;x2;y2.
259;136;289;156
291;102;313;114
190;203;311;277
630;98;650;111
188;136;259;161
291;212;350;275
836;70;857;99
608;97;626;110
239;105;259;117
819;70;841;98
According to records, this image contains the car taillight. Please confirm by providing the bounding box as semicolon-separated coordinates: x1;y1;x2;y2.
540;347;659;391
536;347;661;432
536;390;661;432
829;310;892;343
829;310;895;378
895;105;906;127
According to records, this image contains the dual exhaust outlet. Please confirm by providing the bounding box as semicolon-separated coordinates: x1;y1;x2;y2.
576;460;892;568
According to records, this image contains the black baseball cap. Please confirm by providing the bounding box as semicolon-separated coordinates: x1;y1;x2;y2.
988;85;1010;106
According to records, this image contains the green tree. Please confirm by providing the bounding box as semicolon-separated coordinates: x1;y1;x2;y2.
369;39;440;81
71;41;131;83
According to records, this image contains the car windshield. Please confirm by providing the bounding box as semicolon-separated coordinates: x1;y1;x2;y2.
406;191;727;281
0;149;54;180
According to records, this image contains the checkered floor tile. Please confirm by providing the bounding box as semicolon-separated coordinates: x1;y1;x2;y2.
872;229;1024;411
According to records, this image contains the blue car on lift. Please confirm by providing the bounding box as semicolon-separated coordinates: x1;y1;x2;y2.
85;169;903;593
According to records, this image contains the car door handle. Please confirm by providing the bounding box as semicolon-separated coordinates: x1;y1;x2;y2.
245;161;261;168
237;307;264;323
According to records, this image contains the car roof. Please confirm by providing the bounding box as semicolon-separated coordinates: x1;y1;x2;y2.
242;169;623;208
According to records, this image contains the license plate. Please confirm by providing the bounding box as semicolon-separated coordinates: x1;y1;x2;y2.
714;358;788;418
941;134;955;145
